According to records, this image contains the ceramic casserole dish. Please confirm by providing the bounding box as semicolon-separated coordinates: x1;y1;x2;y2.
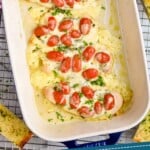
2;0;150;142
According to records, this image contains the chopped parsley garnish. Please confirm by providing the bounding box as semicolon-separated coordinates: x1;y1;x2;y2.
53;70;59;77
101;6;106;10
52;7;72;16
83;41;88;46
57;45;69;52
70;116;74;120
72;83;80;88
85;100;94;105
108;114;112;119
40;9;44;12
90;76;105;86
92;24;96;27
79;93;84;98
32;44;41;52
77;48;82;55
56;112;64;122
48;118;53;122
83;41;93;47
28;7;32;11
89;42;93;45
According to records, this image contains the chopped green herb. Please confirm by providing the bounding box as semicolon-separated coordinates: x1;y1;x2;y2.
70;116;74;120
108;114;112;119
28;7;32;11
53;70;59;77
57;45;69;52
32;44;41;52
91;76;105;86
83;41;88;46
89;42;93;45
77;48;82;55
98;97;104;102
72;83;80;88
101;6;106;10
48;119;53;122
56;112;64;122
40;9;44;12
92;24;96;27
52;7;72;16
85;100;94;105
79;93;84;98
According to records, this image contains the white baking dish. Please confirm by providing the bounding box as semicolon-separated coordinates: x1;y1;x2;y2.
2;0;150;142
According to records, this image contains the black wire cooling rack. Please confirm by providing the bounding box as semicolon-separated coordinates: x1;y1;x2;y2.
0;0;149;149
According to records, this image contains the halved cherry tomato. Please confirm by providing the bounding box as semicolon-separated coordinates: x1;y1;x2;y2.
60;57;71;73
60;82;70;95
79;18;92;35
82;68;98;80
72;54;82;72
34;25;49;37
65;0;74;7
47;35;59;47
81;86;95;99
70;29;81;38
47;51;64;62
78;106;94;118
48;17;57;31
60;34;72;46
59;20;73;32
104;93;115;110
40;0;49;3
94;101;102;114
70;92;80;109
53;90;66;105
52;0;64;7
95;52;110;64
82;46;96;61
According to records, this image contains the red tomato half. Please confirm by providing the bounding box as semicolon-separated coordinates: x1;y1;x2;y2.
47;35;59;47
53;90;66;105
82;46;96;61
47;51;64;62
52;0;64;7
40;0;49;2
59;20;73;32
79;18;92;35
60;34;72;46
72;54;82;72
94;101;102;114
70;92;80;109
81;86;95;99
65;0;74;7
82;68;98;80
104;93;115;110
78;106;94;118
34;25;49;37
95;52;110;64
48;16;57;31
60;82;70;94
70;30;81;38
60;57;71;73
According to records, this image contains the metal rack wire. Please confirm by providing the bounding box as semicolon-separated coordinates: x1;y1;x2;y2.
0;0;149;149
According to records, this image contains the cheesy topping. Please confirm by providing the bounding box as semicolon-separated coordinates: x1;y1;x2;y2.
20;0;133;124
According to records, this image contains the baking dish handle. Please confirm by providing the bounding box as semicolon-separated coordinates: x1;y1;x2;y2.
63;132;121;148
